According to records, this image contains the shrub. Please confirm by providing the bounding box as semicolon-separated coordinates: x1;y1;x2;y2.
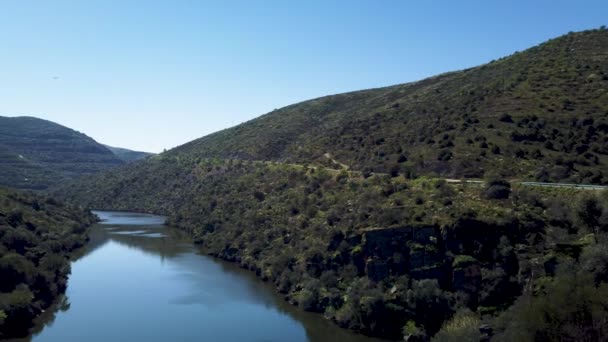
484;179;511;199
452;255;477;268
253;190;265;202
499;114;513;123
493;266;608;341
431;309;481;342
575;193;604;239
6;210;23;227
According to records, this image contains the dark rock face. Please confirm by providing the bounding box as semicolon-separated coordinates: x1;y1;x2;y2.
359;225;445;281
410;265;445;282
362;226;415;259
452;263;482;293
408;247;441;270
365;257;389;281
413;226;437;244
357;224;500;295
362;225;438;256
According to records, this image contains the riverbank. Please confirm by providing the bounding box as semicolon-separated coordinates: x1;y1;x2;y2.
28;212;385;342
0;188;96;339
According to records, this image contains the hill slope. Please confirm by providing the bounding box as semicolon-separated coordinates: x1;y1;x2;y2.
169;28;608;183
0;187;95;338
103;145;153;163
0;116;124;189
55;28;608;340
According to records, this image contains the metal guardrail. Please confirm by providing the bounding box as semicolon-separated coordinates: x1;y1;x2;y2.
445;179;607;190
520;182;608;190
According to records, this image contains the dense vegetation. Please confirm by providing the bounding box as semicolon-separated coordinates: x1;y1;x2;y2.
103;145;153;163
54;28;608;340
0;187;95;338
0;116;124;190
56;156;608;340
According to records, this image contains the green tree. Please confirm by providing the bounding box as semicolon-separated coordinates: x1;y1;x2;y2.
484;178;511;199
432;309;481;342
575;193;603;242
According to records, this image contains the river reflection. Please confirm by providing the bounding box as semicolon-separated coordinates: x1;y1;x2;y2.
19;211;386;342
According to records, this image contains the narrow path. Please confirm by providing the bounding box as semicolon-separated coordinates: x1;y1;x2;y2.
323;153;350;170
218;158;607;190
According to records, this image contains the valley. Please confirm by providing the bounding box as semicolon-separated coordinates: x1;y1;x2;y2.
1;27;608;341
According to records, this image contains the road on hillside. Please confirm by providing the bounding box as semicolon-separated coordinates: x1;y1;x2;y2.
446;179;608;190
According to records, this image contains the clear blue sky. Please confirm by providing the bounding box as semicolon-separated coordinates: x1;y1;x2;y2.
1;1;606;153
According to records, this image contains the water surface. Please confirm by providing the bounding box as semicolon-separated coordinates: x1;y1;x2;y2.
25;211;384;342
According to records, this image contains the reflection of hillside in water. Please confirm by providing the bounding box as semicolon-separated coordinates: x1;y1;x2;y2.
27;214;386;342
209;253;388;342
102;224;192;259
94;224;385;342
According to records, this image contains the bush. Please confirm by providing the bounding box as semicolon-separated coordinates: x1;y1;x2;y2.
6;210;23;227
575;193;603;237
403;320;427;341
431;309;481;342
253;190;265;202
0;254;36;292
484;179;511;199
438;149;453;161
499;113;513;123
581;243;608;284
493;267;608;341
452;255;477;268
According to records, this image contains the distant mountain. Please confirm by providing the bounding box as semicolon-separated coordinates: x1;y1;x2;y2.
103;145;153;163
0;116;124;189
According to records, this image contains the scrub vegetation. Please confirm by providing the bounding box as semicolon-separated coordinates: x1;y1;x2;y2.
54;28;608;340
57;157;608;340
0;187;95;338
171;28;608;185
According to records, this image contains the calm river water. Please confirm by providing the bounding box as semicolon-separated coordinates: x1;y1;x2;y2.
22;211;384;342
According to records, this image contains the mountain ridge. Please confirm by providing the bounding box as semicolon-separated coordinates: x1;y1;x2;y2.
0;116;124;189
158;28;608;184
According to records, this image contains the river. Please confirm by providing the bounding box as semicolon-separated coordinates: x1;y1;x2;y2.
21;211;385;342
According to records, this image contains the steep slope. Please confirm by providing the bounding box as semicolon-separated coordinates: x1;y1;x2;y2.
0;116;124;189
170;28;608;184
0;187;95;338
56;157;608;340
55;28;608;340
103;145;153;163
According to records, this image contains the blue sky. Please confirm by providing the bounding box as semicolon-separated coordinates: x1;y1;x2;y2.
1;1;606;152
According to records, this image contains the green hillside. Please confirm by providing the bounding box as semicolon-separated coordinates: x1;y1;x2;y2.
55;28;608;340
171;28;608;184
0;187;95;338
0;116;124;189
103;145;153;163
